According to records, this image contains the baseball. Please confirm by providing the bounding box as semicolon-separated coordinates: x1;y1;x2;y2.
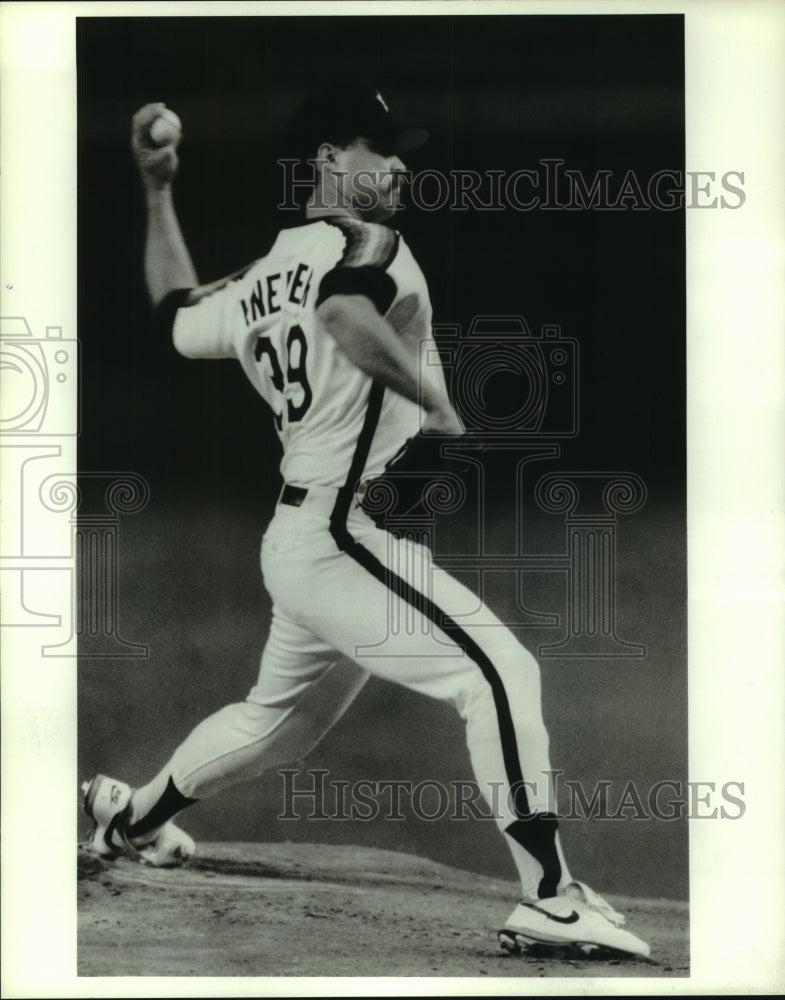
149;109;182;146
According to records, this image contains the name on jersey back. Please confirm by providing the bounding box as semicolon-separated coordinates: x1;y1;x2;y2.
239;261;314;328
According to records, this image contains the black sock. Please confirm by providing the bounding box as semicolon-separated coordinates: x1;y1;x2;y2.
126;775;198;840
505;813;562;898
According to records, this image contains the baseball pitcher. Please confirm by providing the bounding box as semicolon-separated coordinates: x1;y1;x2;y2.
82;83;649;959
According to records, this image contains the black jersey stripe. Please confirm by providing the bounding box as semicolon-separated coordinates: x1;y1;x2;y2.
329;381;562;896
316;266;397;315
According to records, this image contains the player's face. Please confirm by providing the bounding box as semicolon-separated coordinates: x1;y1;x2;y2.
331;137;408;222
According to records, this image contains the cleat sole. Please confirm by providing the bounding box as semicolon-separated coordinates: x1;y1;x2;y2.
498;929;645;961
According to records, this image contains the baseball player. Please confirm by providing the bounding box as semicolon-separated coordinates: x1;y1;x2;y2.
82;84;649;959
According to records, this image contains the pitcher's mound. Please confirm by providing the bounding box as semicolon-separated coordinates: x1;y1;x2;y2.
77;841;688;978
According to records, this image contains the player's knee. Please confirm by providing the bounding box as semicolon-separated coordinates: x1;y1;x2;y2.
456;643;543;719
227;699;279;739
504;645;542;697
485;636;542;696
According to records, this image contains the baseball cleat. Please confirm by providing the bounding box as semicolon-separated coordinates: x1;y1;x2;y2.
81;773;195;867
498;880;650;959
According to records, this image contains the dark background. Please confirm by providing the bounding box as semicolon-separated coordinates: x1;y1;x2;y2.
77;15;687;900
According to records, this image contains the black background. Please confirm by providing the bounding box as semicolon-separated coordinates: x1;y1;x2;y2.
77;14;687;900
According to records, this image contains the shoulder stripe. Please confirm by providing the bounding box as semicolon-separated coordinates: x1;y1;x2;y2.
325;218;399;271
183;262;256;307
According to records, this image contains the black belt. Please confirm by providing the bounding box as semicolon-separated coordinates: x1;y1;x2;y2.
280;484;308;507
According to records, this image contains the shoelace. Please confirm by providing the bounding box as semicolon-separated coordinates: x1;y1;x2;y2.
563;881;626;927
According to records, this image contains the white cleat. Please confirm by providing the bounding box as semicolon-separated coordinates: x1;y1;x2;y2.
498;880;650;959
134;821;196;867
81;773;195;867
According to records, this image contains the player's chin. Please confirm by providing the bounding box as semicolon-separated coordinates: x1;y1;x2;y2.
357;199;401;224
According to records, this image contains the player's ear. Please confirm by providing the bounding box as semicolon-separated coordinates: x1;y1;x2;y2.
316;142;337;164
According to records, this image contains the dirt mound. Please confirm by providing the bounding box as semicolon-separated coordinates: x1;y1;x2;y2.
77;841;688;978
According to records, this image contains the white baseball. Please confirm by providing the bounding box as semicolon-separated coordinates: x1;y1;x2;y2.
149;109;182;146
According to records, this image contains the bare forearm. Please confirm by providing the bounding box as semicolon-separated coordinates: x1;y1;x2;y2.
130;103;197;308
143;187;198;308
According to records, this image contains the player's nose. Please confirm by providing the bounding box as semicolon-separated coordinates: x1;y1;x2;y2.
388;154;407;173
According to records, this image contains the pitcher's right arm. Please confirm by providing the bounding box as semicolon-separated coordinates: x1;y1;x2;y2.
131;102;198;308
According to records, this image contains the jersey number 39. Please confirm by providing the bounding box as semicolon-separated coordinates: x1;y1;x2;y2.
254;325;313;430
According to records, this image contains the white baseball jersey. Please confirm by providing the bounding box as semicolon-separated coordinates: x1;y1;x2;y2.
169;216;439;488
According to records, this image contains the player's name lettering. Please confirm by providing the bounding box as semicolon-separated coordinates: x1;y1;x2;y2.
240;262;314;327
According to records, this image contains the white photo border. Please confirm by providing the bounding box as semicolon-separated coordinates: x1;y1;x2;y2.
1;1;783;996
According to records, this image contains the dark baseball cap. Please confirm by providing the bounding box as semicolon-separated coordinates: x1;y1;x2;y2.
285;82;429;162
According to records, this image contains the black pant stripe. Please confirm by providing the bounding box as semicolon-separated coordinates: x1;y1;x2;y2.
329;381;563;896
329;381;531;814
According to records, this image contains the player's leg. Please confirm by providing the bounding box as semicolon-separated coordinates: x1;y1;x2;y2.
347;518;648;956
264;506;648;957
266;508;565;896
83;607;369;863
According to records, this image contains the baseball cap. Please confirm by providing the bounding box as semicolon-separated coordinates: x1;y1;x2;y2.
285;82;429;163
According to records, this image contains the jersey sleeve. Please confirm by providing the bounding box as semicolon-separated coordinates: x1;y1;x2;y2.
315;220;400;316
161;265;252;360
